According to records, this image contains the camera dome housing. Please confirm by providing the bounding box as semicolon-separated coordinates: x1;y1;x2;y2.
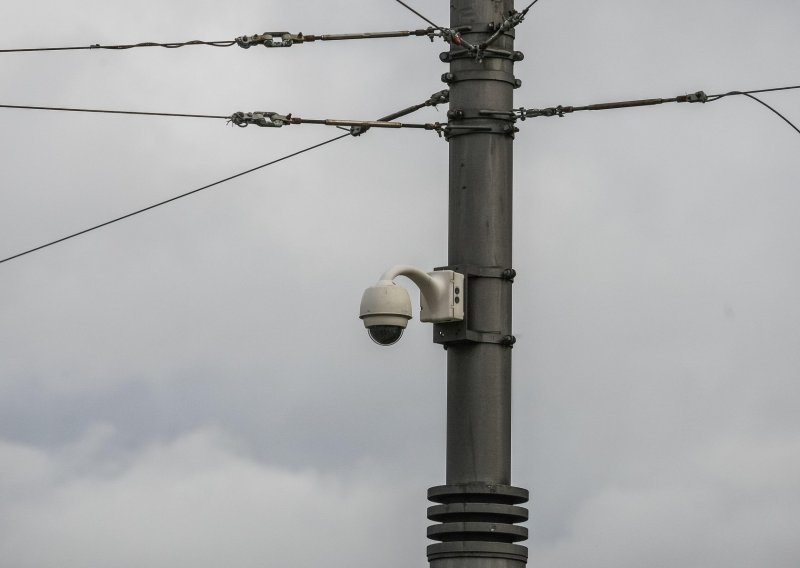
359;281;412;346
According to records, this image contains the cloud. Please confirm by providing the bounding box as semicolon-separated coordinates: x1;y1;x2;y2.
529;434;800;568
0;427;427;568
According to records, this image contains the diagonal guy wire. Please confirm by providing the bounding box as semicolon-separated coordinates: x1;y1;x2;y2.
0;135;349;265
393;0;444;31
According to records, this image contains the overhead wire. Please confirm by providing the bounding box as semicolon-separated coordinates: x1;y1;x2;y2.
0;27;443;54
480;0;544;51
0;103;228;120
230;111;443;133
704;86;800;135
520;0;542;15
514;84;800;135
706;85;800;101
720;93;800;135
0;134;349;266
0;92;449;266
393;0;445;31
391;0;478;53
0;103;443;133
0;39;237;53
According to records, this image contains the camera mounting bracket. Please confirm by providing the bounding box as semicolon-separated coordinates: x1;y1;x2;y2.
432;265;517;348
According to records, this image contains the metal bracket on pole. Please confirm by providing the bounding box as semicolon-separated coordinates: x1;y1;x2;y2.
444;109;519;140
444;110;519;140
443;123;519;140
440;49;524;63
432;265;517;347
442;70;522;89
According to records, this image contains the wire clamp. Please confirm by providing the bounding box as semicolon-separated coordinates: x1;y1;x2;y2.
677;91;708;104
444;123;518;140
235;32;304;48
427;89;450;108
229;111;291;128
514;106;572;119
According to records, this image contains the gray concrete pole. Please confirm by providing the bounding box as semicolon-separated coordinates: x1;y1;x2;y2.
427;1;529;567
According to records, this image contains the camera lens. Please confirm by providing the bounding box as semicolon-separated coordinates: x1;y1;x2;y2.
368;325;404;346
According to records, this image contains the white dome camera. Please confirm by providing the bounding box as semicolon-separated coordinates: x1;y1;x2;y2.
359;280;413;346
359;265;464;346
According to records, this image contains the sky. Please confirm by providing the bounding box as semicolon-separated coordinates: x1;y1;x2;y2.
1;1;799;567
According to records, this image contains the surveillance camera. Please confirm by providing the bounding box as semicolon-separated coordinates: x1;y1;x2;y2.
359;280;412;346
359;266;464;346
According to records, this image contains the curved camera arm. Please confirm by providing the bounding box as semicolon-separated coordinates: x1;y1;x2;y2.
379;265;447;308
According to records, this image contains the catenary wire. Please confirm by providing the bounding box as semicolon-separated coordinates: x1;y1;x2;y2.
514;84;799;135
0;103;229;120
393;0;445;31
0;39;237;53
480;0;544;51
0;91;446;266
736;93;800;135
0;103;443;132
516;85;800;117
704;86;800;135
0;103;441;132
520;0;542;15
0;134;349;266
707;85;800;101
0;27;444;54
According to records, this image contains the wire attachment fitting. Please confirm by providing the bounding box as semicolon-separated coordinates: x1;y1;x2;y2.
427;89;450;108
235;33;304;48
677;91;708;104
229;111;291;127
514;106;567;119
350;90;449;137
514;91;711;121
477;9;525;58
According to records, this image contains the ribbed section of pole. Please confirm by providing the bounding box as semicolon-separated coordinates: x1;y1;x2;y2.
428;1;528;567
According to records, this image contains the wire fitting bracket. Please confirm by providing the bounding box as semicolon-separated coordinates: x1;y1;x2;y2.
677;91;709;103
229;110;445;135
350;90;449;137
235;28;441;49
444;123;519;141
445;108;519;139
442;70;522;89
513;91;711;121
229;111;291;127
440;48;524;63
236;32;303;48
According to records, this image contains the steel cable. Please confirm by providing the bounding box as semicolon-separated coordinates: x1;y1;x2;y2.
0;134;349;266
0;39;237;53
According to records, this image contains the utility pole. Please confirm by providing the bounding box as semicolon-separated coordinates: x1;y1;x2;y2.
427;1;529;567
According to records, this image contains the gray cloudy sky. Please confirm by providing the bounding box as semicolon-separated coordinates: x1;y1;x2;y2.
1;1;799;567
